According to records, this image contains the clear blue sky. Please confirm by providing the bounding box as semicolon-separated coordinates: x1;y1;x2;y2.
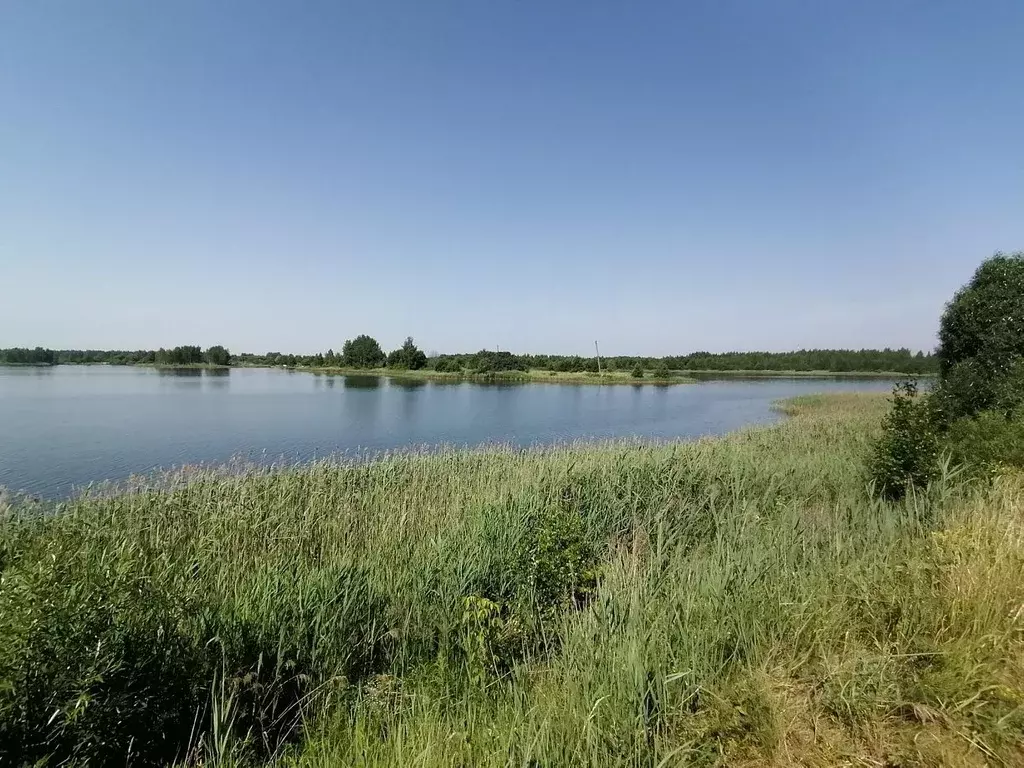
1;1;1021;356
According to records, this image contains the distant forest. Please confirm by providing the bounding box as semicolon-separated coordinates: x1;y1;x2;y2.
1;343;938;374
0;345;230;367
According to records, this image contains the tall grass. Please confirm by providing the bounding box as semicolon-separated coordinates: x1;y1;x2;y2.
1;394;1021;765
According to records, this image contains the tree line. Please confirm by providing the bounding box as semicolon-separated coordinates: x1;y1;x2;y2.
234;336;428;370
432;348;936;375
2;341;937;374
0;346;231;367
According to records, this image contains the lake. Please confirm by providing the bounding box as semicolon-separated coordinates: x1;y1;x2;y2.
0;365;899;498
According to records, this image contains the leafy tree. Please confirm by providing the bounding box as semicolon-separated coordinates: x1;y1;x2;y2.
936;252;1024;420
652;363;671;380
203;345;231;366
341;335;385;369
155;346;203;365
386;337;427;370
870;252;1024;497
631;364;644;379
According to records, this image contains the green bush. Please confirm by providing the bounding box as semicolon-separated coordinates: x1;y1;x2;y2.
868;381;942;499
0;542;210;765
0;507;390;765
432;356;461;373
946;411;1024;474
517;502;597;616
631;365;644;379
872;253;1024;488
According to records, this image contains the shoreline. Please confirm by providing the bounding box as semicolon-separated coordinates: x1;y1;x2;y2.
295;365;695;385
3;393;882;504
2;362;932;381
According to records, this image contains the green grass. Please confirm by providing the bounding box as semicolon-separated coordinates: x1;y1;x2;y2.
1;394;1021;766
684;369;936;378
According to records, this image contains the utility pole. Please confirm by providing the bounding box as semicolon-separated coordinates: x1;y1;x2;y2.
595;340;602;375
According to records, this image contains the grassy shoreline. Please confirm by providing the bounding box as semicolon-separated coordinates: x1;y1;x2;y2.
685;368;934;378
2;392;1021;765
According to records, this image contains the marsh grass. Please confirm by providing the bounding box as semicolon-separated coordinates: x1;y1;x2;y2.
1;394;1021;765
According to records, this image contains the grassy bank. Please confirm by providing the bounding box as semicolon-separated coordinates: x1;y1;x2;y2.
1;394;1021;766
302;366;696;385
685;369;936;378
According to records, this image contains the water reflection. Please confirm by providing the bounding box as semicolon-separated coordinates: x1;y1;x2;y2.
426;378;465;388
203;369;230;389
157;367;203;377
342;375;383;390
398;387;422;423
389;378;427;390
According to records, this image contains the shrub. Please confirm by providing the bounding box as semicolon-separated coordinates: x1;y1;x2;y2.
0;546;211;765
432;357;461;373
0;511;390;765
946;411;1024;474
516;501;597;615
652;363;671;380
868;381;942;499
631;365;644;379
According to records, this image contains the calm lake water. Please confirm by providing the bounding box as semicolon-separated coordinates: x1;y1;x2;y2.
0;366;898;498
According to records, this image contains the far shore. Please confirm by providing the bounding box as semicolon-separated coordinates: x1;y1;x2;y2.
1;361;931;384
683;368;934;378
293;365;696;385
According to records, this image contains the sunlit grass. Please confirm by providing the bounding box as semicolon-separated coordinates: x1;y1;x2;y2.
1;393;1021;765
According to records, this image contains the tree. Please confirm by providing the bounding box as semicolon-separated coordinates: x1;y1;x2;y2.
936;252;1024;420
631;364;644;379
342;335;385;369
155;345;203;365
204;345;231;366
386;337;427;370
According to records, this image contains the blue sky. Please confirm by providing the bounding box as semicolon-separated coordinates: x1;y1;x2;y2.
1;1;1021;356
